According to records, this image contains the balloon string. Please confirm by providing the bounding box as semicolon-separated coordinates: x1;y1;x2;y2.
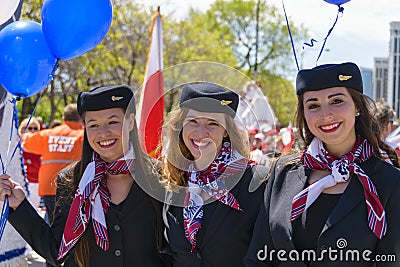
6;96;19;157
303;38;318;48
0;155;4;173
0;42;59;245
0;150;9;242
0;196;9;241
282;0;300;71
315;5;344;66
4;94;42;174
0;57;59;243
50;60;59;78
3;59;58;173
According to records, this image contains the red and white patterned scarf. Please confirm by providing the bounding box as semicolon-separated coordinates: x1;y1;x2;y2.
183;141;254;251
291;137;387;239
57;146;135;260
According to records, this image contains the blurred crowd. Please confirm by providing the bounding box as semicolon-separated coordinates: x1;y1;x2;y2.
247;122;297;165
241;85;400;167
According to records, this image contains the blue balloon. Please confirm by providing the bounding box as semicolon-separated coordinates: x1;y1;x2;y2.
0;21;57;98
323;0;351;5
42;0;113;61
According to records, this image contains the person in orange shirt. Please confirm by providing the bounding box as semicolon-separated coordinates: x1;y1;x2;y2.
22;104;84;226
18;117;42;210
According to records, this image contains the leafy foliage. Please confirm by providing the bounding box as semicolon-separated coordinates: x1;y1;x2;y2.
204;0;308;76
259;73;298;126
17;0;306;127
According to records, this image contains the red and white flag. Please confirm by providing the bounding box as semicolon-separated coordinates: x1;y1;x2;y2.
137;9;164;157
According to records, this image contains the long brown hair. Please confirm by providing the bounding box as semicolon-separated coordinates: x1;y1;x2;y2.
56;106;163;267
295;88;399;166
161;108;250;188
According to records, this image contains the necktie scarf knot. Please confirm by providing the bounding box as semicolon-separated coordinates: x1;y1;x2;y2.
291;138;386;239
57;146;135;260
183;142;254;251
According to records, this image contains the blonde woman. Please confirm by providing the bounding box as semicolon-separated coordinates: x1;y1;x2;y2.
161;82;268;266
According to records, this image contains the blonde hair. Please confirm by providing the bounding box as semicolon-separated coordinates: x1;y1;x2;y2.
18;117;40;135
161;108;250;187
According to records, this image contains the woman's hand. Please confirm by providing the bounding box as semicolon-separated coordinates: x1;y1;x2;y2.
0;174;26;210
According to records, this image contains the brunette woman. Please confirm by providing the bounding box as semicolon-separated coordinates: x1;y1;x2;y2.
245;62;400;266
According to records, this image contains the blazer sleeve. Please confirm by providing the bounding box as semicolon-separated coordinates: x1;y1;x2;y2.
244;160;278;267
8;171;73;266
376;174;400;267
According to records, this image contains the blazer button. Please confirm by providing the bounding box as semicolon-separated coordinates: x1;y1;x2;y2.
115;249;121;256
114;224;120;231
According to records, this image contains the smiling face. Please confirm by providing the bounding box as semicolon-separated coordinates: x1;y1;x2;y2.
182;109;228;161
303;87;358;156
84;108;135;162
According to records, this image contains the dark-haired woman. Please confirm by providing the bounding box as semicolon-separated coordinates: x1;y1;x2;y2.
161;82;268;266
0;85;168;267
245;62;400;266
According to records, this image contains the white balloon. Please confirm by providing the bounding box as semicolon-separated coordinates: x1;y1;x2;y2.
0;0;20;25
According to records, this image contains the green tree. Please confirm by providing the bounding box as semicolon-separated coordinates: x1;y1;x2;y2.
18;0;240;121
161;10;239;111
19;0;153;122
200;0;308;77
183;0;305;126
258;73;297;126
17;0;305;127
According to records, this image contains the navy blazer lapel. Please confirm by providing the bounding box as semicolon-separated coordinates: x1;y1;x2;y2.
286;166;308;237
321;174;364;235
198;169;245;249
270;164;307;250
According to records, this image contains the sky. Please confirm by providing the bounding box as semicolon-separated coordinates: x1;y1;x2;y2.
143;0;400;70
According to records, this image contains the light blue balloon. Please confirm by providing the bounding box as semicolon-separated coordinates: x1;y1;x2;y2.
42;0;113;61
0;20;57;97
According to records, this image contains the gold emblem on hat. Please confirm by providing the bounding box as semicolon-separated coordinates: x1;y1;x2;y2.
338;75;352;81
111;96;124;101
220;100;232;106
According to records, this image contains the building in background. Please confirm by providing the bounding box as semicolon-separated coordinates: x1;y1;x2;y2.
371;22;400;117
360;67;373;98
388;21;400;116
373;57;389;99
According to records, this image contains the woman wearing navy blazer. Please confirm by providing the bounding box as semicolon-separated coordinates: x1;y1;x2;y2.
161;82;268;266
245;62;400;266
0;85;168;267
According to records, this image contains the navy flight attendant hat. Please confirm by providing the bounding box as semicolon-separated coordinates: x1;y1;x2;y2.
179;82;239;118
77;84;135;117
296;62;363;96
